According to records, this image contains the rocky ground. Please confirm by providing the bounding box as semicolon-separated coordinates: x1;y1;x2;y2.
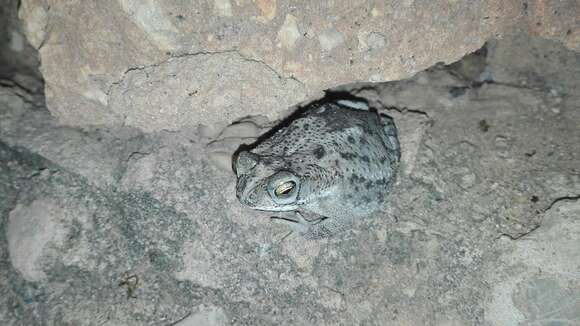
1;1;580;325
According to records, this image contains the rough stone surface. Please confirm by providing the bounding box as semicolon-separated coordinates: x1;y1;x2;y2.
0;0;43;105
18;0;580;130
108;51;306;132
486;200;580;325
1;32;580;326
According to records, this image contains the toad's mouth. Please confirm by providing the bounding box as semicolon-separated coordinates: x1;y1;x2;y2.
252;205;297;212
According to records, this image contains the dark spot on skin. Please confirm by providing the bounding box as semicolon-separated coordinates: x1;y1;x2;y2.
379;157;387;164
303;164;321;177
349;174;368;185
362;196;371;204
349;174;358;184
334;159;340;167
531;195;539;203
361;155;370;163
314;147;326;159
478;120;490;132
340;152;357;160
365;180;373;189
525;150;536;157
376;178;387;186
303;124;309;130
347;136;356;144
358;124;372;135
359;137;368;145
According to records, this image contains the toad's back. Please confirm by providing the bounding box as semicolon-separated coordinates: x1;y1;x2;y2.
253;102;399;215
234;100;400;239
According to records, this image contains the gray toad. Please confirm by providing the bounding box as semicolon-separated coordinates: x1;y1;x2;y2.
234;98;400;239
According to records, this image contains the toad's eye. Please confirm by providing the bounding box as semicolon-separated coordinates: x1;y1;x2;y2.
275;181;296;197
267;171;300;204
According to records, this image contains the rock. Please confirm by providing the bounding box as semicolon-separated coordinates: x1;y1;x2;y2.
2;31;580;325
213;0;233;17
217;121;261;139
119;0;182;51
108;52;307;132
254;0;276;23
486;199;580;325
277;14;301;49
368;32;386;50
17;0;48;49
7;199;64;281
207;151;235;173
175;306;228;326
18;0;578;128
318;27;345;52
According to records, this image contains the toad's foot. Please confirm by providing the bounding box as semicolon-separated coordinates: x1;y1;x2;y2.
271;212;351;240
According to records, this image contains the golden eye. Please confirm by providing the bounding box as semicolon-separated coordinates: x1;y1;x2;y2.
275;181;296;197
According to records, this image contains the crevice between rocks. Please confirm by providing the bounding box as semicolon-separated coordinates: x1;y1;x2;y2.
498;194;580;241
544;194;580;212
384;105;430;118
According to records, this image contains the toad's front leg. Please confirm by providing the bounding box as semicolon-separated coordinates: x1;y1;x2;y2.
271;211;351;240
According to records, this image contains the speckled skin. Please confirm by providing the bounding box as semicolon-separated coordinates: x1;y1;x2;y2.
234;100;400;239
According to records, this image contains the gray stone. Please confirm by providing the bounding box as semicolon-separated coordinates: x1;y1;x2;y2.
486;199;580;325
1;33;580;326
367;32;387;51
318;27;345;52
18;0;579;129
108;52;306;132
277;14;301;50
